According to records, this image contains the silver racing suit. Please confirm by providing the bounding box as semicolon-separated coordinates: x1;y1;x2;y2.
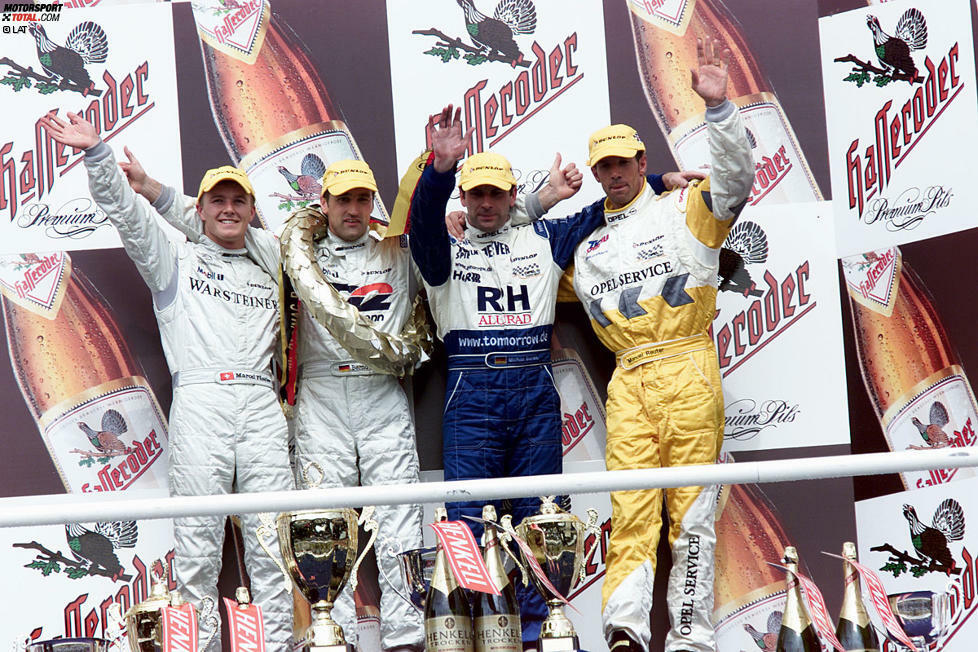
84;143;294;651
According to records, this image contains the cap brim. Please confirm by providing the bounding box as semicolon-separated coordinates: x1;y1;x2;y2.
459;177;514;191
587;145;644;167
324;180;378;196
197;177;254;200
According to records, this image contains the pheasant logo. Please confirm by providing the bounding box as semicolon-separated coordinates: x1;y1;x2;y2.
718;221;768;299
834;8;928;87
871;498;964;577
1;20;108;96
71;408;133;467
414;0;537;68
13;520;138;583
273;152;326;211
743;609;782;652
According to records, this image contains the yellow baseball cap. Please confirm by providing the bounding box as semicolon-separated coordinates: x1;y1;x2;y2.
322;159;378;196
458;152;517;191
587;124;645;166
196;165;255;201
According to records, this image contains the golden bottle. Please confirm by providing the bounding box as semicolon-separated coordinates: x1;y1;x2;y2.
193;0;389;232
473;505;520;652
776;546;820;652
425;507;475;652
1;253;169;494
835;542;880;651
627;0;821;205
843;247;978;490
713;478;791;652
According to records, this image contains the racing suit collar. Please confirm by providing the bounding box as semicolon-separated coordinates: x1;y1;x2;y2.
466;220;511;244
322;228;369;257
603;180;653;227
200;237;248;257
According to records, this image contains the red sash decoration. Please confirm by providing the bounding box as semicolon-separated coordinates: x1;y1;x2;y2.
161;603;198;652
223;597;266;652
430;520;500;595
769;562;844;652
822;552;919;651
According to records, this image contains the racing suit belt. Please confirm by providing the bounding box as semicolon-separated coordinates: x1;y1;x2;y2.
171;368;275;388
299;360;376;378
616;333;712;370
447;348;550;370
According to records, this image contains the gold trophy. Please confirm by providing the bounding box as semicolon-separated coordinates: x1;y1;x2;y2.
124;565;216;651
266;507;378;651
502;496;600;652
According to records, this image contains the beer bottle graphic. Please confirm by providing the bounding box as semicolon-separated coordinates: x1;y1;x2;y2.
1;253;169;494
626;0;821;206
713;478;793;651
193;0;389;233
842;248;978;490
834;542;880;651
775;547;820;652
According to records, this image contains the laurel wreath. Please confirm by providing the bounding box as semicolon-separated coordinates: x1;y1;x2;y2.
279;207;432;377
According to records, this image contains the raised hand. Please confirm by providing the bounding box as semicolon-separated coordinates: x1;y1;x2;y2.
430;104;474;173
39;111;99;150
119;147;163;202
538;153;583;211
662;170;707;190
691;36;730;108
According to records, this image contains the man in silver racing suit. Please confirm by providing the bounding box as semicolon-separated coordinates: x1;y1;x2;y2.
41;112;295;651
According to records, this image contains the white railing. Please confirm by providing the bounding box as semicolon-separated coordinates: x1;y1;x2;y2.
0;447;975;527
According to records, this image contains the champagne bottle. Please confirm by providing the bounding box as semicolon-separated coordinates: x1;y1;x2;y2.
843;248;978;490
776;546;820;652
713;479;791;650
473;505;520;652
1;253;169;494
193;0;389;232
627;0;821;205
835;542;880;651
425;507;475;652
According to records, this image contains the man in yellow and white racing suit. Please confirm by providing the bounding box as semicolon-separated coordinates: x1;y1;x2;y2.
563;38;754;652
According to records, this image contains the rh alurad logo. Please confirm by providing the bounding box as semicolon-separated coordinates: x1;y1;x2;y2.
2;17;107;96
871;498;964;577
14;519;139;583
415;0;537;68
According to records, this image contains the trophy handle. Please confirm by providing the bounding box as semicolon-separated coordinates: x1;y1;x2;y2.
301;461;325;489
579;508;602;584
937;576;964;639
198;596;219;652
376;536;417;609
499;514;531;587
349;507;380;592
256;512;293;594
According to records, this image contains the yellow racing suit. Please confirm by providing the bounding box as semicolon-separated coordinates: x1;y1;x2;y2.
565;101;753;651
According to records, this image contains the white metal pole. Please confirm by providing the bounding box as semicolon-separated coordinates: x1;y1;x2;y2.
0;447;974;528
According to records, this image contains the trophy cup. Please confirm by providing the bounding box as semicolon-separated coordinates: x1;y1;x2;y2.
502;496;600;652
24;639;110;651
376;537;438;612
888;578;963;650
124;566;216;651
272;507;379;651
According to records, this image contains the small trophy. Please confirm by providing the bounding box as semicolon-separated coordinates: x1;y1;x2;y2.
377;538;438;612
888;578;963;650
124;565;215;651
503;496;600;652
272;508;379;651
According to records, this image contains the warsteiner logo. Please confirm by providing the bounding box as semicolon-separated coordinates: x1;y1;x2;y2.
415;0;537;68
2;20;107;96
14;520;138;582
871;499;963;577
